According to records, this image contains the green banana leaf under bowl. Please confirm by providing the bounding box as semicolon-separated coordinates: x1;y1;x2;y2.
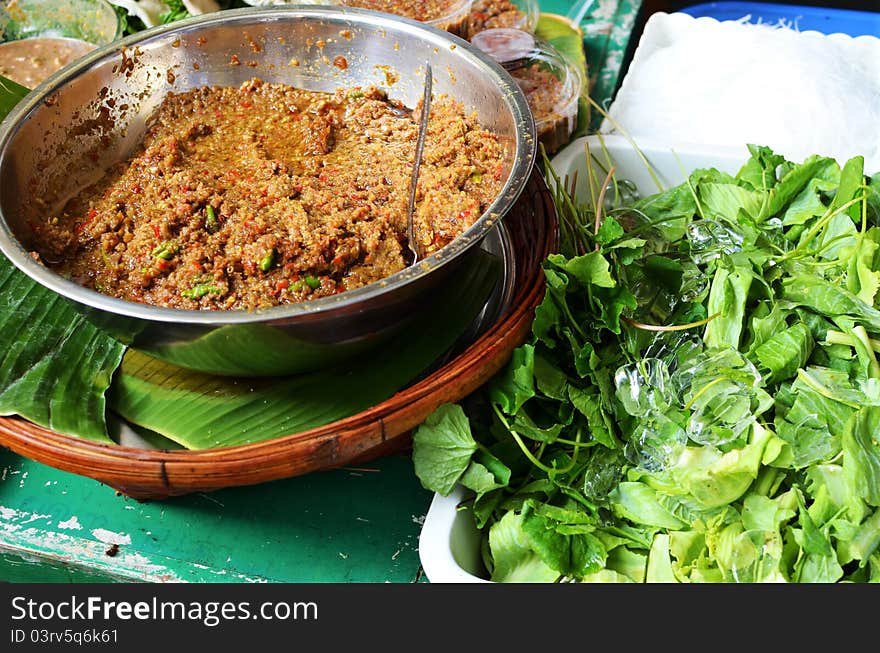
0;6;536;377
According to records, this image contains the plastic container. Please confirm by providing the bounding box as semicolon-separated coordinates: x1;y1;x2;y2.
468;0;540;36
0;0;122;45
471;27;583;154
418;133;751;583
680;2;880;38
334;0;474;37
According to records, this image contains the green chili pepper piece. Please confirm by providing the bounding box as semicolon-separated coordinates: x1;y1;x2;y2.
152;246;171;260
182;283;223;299
151;240;179;260
304;275;321;290
259;248;276;272
205;205;218;233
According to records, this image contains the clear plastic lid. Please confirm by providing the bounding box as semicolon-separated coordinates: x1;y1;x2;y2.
468;0;539;36
336;0;474;37
471;27;584;154
0;0;122;46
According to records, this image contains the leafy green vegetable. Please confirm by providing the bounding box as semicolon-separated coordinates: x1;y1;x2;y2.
413;144;880;583
412;404;478;495
160;0;190;24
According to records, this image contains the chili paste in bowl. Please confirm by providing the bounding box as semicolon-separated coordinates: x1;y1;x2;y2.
471;27;583;154
468;0;539;37
33;79;506;311
336;0;474;37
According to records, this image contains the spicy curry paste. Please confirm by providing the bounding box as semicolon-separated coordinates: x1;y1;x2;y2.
34;78;506;311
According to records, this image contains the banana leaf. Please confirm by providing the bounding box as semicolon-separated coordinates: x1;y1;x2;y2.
0;256;125;442
0;75;28;116
109;251;502;449
535;13;591;141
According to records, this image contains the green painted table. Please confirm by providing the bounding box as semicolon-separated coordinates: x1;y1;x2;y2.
0;0;643;583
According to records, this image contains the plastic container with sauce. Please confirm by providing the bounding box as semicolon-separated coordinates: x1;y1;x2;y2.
0;0;121;89
334;0;474;38
468;0;539;37
471;27;584;154
0;36;97;88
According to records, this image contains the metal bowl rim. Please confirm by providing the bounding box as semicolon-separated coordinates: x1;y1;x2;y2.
0;5;537;325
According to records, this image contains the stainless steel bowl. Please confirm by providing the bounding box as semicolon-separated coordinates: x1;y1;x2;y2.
0;6;536;376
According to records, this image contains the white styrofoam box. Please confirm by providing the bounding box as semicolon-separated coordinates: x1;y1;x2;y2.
418;134;755;583
601;11;880;175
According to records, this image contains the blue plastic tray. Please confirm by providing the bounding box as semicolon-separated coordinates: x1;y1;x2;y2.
680;2;880;37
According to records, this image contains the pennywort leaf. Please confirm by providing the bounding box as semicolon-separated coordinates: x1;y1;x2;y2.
412;403;478;496
520;499;606;577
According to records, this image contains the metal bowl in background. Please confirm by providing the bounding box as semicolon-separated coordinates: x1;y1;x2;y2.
0;6;536;377
0;0;122;89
